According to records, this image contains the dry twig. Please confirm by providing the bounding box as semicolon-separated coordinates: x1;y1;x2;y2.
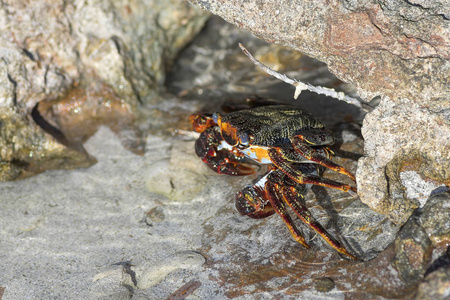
239;43;366;110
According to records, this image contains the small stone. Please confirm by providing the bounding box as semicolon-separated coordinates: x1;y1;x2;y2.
136;251;206;289
146;207;165;223
314;277;335;293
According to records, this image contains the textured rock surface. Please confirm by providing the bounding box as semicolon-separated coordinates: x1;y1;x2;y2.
0;0;208;180
186;0;450;224
420;191;450;247
393;213;433;283
360;99;449;223
391;189;450;290
416;267;450;300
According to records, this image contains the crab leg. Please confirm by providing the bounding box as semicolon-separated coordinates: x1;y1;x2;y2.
265;181;310;249
291;136;356;182
281;185;357;260
268;148;357;193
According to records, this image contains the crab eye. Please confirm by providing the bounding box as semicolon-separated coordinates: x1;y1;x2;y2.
212;112;220;123
239;132;250;146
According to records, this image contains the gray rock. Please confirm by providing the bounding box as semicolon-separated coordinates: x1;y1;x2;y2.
0;0;208;180
393;213;433;283
392;190;449;285
420;190;450;247
187;0;449;102
338;199;400;261
358;99;450;224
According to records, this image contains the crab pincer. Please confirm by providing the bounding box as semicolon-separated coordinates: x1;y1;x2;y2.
191;114;255;176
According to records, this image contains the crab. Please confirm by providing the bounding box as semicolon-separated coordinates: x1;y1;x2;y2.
190;103;357;260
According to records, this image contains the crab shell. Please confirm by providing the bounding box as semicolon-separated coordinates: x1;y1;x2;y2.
213;105;335;164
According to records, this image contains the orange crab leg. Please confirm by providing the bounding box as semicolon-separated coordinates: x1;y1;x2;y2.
268;148;357;193
281;185;357;260
265;181;310;249
291;136;356;182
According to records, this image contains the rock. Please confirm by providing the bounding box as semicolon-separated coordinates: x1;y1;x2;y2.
358;100;450;224
0;107;100;181
393;213;433;283
416;268;450;300
337;199;399;261
136;251;206;289
186;0;450;226
420;190;450;248
0;0;208;180
424;246;450;278
390;190;450;290
145;139;208;201
187;0;449;103
313;277;335;293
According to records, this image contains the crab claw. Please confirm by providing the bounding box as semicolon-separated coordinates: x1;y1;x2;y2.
235;185;275;218
195;127;255;176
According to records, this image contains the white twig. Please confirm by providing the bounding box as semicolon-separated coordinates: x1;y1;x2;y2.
238;43;364;109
